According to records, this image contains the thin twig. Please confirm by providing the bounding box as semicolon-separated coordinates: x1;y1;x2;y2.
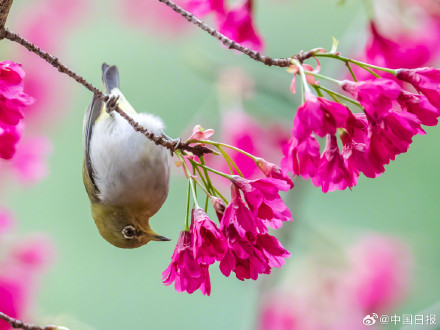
1;28;213;156
156;0;316;66
0;312;67;330
0;0;14;31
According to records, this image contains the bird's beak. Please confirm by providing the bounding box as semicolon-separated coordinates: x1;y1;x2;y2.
153;235;171;241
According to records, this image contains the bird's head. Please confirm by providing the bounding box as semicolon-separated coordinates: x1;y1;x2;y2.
90;202;170;249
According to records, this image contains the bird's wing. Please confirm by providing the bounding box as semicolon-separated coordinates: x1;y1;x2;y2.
83;94;104;195
102;63;120;94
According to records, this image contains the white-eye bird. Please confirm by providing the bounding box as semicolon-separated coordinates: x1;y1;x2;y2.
83;63;171;248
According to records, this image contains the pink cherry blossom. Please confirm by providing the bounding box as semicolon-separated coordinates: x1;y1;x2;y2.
396;67;440;109
186;125;215;142
219;0;264;52
183;0;226;17
369;110;421;166
340;114;380;179
162;231;211;295
366;21;433;70
292;91;350;140
219;186;290;281
191;208;227;265
210;196;226;221
281;136;320;180
0;122;21;160
341;79;401;117
312;134;357;192
255;158;294;189
231;176;292;229
398;90;440;126
0;61;34;127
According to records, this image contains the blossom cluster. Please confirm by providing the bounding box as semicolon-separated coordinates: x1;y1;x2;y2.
282;62;440;192
0;61;34;161
163;127;293;295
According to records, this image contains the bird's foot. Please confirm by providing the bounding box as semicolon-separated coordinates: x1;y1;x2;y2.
105;94;120;113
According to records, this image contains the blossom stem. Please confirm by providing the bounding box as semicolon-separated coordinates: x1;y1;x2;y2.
176;151;200;209
346;62;357;82
199;156;215;194
217;146;244;177
315;84;363;109
188;159;233;180
303;70;342;86
188;140;258;161
185;180;191;230
291;59;312;98
315;53;396;75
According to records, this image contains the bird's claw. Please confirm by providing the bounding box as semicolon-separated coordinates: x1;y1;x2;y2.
105;95;120;113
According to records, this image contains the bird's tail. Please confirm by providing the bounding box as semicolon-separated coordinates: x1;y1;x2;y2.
102;63;120;94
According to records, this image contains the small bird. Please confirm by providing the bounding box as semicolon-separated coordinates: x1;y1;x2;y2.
82;63;171;248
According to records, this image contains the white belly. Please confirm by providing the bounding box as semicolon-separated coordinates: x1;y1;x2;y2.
89;111;171;216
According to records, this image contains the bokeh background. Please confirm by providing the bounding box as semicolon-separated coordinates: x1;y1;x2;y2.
1;0;440;329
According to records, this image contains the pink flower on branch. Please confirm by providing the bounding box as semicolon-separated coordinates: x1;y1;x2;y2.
219;186;290;280
292;91;350;140
219;0;264;52
231;176;293;229
341;79;401;117
398;90;440;126
162;231;211;295
220;186;290;272
312;134;357;193
281;136;320;180
191;208;227;265
396;67;440;109
256;158;294;188
366;21;434;70
0;61;34;128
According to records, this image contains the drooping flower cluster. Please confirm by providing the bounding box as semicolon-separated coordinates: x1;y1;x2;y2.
0;61;34;161
282;57;440;192
163;127;293;295
259;234;411;330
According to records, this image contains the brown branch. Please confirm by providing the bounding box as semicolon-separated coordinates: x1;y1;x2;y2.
156;0;316;66
1;28;213;156
0;312;67;330
0;0;14;32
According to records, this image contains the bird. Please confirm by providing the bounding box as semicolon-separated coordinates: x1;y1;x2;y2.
82;63;171;248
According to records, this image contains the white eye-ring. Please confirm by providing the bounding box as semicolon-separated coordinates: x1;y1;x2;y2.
122;225;137;239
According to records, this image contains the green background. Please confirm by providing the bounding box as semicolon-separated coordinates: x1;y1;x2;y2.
2;0;440;329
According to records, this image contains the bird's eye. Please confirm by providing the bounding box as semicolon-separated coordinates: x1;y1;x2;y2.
121;225;137;239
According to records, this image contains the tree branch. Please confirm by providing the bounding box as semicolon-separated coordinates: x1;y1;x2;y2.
0;312;67;330
156;0;316;66
0;0;14;31
1;28;213;156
